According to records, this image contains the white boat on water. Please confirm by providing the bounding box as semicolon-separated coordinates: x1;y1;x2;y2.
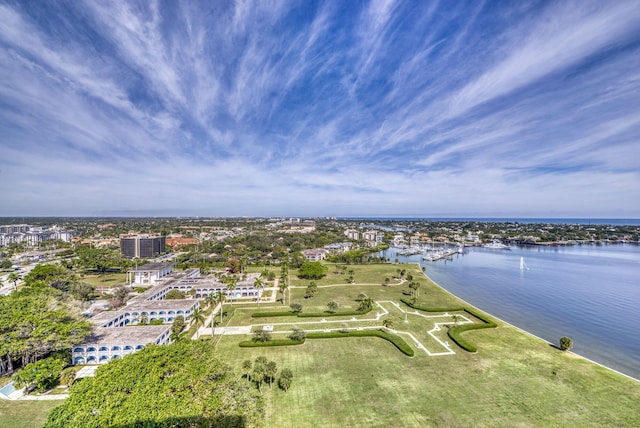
484;240;511;250
520;256;529;270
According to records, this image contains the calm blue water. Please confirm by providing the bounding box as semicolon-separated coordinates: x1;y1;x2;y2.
381;244;640;380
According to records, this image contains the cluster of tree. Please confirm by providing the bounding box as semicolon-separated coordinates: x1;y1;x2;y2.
242;357;293;393
407;281;422;299
0;287;91;375
304;282;318;298
74;247;130;273
327;248;388;264
19;263;97;301
45;341;264;427
297;261;327;280
12;352;68;393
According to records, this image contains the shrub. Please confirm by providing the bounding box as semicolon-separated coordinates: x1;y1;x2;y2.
560;336;573;351
253;330;272;342
289;328;306;341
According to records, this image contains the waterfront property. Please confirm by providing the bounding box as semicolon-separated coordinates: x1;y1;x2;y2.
72;267;264;365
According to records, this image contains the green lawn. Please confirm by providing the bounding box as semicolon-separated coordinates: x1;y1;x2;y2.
216;263;640;427
0;400;61;428
79;272;127;289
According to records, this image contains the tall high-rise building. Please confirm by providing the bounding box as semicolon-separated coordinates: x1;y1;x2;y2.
120;235;166;259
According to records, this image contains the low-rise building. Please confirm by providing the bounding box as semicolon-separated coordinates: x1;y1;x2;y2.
71;326;172;365
302;248;327;261
127;263;175;286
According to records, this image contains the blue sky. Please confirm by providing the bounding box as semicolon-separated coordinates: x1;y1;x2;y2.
1;0;639;218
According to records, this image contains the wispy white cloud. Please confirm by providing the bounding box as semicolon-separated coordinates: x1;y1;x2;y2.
0;0;638;217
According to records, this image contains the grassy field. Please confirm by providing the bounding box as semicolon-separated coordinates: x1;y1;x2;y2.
79;272;127;289
217;263;640;427
0;400;61;428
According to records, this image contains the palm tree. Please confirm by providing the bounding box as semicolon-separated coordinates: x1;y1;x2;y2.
227;276;238;303
215;290;227;324
265;361;278;389
189;306;205;339
253;277;264;307
8;272;20;290
278;281;288;305
204;294;216;336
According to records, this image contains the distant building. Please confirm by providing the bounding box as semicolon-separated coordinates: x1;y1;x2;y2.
120;235;166;258
302;248;327;261
362;231;377;242
0;224;75;247
344;229;359;240
165;237;199;250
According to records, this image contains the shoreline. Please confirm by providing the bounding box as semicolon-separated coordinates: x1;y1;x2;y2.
417;263;640;384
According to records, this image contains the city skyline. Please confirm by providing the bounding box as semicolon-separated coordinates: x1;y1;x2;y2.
1;1;639;218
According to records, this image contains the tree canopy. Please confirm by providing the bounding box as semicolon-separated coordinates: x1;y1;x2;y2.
297;261;327;280
0;287;91;374
45;341;264;427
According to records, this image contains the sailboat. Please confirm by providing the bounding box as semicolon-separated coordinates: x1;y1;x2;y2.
520;256;529;271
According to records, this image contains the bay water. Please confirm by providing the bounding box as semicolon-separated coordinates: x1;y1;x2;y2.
380;244;640;380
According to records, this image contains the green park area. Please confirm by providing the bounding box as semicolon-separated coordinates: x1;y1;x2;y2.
2;263;639;427
214;263;640;427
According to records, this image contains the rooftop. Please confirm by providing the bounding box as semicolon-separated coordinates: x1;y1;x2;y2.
130;262;174;272
79;325;170;347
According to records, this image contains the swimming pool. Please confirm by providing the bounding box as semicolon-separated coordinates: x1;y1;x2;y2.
0;381;17;397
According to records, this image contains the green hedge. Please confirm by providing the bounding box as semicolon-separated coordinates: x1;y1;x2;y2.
400;298;464;312
306;329;414;356
400;299;497;353
297;307;372;318
238;339;304;347
251;311;296;318
252;307;372;318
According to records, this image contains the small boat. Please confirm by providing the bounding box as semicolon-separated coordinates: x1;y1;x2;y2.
484;240;510;250
520;256;529;270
